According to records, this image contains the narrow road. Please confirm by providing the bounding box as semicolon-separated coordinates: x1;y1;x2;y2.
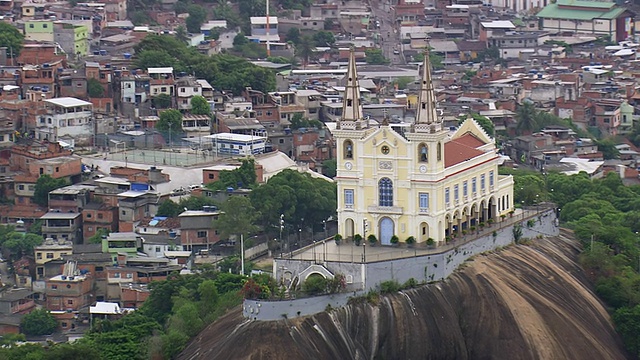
369;0;403;64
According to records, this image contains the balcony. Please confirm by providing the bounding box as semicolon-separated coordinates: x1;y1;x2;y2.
367;205;403;215
344;204;354;210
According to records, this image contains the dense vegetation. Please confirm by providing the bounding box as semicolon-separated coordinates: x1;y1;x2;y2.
0;269;277;359
133;35;276;95
503;168;640;359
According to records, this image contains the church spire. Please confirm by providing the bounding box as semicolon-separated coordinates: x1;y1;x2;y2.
339;48;363;124
415;48;439;125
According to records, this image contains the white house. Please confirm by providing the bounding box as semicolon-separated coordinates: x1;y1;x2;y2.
36;97;93;143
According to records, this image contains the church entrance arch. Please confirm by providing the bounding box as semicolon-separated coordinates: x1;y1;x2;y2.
379;217;394;245
488;197;496;220
345;218;354;240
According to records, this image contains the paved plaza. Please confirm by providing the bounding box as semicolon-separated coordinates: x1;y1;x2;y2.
281;208;550;263
99;148;227;167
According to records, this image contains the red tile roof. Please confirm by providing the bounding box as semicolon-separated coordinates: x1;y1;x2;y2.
454;133;486;148
0;204;47;219
445;136;485;168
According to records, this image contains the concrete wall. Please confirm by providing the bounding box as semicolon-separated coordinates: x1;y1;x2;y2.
250;209;558;321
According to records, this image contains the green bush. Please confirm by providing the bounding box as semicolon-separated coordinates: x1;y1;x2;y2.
379;280;400;294
303;274;328;295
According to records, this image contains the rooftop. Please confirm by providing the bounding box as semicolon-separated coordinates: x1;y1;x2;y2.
537;3;626;20
40;212;82;220
44;97;92;108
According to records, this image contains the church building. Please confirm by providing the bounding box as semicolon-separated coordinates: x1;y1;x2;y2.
333;49;514;245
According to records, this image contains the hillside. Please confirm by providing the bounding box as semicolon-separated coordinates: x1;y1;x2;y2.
178;233;628;360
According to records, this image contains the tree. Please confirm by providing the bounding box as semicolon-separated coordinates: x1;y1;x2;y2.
21;309;57;336
289;113;322;129
87;78;104;98
312;31;335;47
516;102;538;135
365;48;389;65
175;25;189;44
394;76;414;90
458;113;495;137
33;175;68;207
157;200;183;217
286;27;300;44
157;109;183;132
322;159;337;178
212;196;259;241
233;33;249;47
134;50;178;71
0;23;25;58
296;35;316;67
207;158;257;191
597;138;620;160
250;169;337;231
153;93;172;109
190;95;211;115
3;232;43;259
87;228;110;244
186;5;207;33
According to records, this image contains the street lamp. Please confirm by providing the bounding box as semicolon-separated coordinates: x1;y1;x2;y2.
323;220;327;240
280;214;284;257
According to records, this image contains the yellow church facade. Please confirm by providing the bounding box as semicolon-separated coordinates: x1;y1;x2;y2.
333;50;514;245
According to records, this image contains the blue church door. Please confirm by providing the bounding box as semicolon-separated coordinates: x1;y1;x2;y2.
379;217;394;245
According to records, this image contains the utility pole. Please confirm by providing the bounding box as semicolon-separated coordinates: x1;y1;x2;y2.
266;0;271;57
240;233;245;276
280;214;284;257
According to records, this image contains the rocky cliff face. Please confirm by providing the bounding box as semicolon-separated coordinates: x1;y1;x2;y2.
179;234;628;360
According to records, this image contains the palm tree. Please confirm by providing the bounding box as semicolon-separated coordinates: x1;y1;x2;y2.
516;102;538;135
296;35;316;69
175;26;189;44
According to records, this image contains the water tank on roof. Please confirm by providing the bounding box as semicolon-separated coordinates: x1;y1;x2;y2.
99;50;107;56
227;187;234;193
284;128;291;135
537;74;542;79
42;86;49;92
93;51;100;55
42;63;50;68
57;67;63;73
299;127;307;133
179;72;186;77
169;231;177;238
131;69;137;75
105;64;111;68
123;53;131;59
33;86;41;91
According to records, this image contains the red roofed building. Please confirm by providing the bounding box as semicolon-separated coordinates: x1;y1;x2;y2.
333;49;514;246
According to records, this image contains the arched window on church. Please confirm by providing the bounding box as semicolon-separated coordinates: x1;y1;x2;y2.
344;140;353;159
437;142;442;162
419;143;428;162
379;178;393;207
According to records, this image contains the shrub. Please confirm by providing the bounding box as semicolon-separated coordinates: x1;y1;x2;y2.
390;235;399;244
380;280;400;294
426;237;435;246
367;234;377;245
402;278;418;289
334;234;343;245
405;236;416;245
354;234;362;246
303;274;328;295
21;309;57;336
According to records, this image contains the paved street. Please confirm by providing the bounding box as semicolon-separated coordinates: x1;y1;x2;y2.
370;0;404;64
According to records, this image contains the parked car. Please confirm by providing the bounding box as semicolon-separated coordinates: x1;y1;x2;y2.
171;187;187;196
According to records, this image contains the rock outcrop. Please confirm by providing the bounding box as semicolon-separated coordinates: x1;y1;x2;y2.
179;234;628;360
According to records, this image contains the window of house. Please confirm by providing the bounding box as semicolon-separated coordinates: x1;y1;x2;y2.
481;174;486;189
437;142;442;161
454;184;459;200
378;178;393;207
281;113;287;119
161;87;167;92
39;168;43;175
279;139;284;144
419;193;429;210
29;24;34;28
98;213;103;219
36;252;42;259
52;285;57;289
126;273;133;279
180;88;185;92
87;213;92;218
155;246;161;252
114;272;121;278
95;266;103;272
55;167;59;172
266;111;272;116
122;210;126;215
209;173;214;179
88;227;93;232
463;181;468;197
67;299;73;305
472;177;477;193
256;110;263;116
197;231;207;238
18;184;24;190
344;189;354;207
445;187;450;204
489;171;494;187
46;253;54;259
